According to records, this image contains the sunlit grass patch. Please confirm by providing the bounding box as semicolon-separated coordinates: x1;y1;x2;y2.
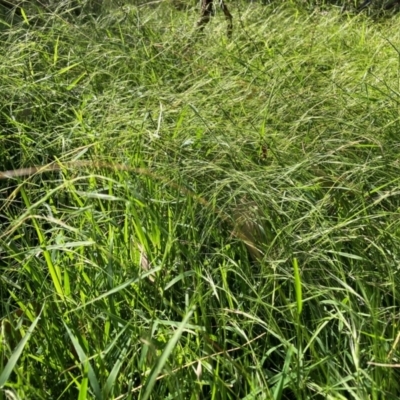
1;2;400;399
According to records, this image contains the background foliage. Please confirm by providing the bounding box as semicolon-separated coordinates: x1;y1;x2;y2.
1;0;400;399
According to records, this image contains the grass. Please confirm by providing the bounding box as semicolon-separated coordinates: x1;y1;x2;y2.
1;1;400;399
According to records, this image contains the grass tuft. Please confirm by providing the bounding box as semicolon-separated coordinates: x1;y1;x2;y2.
1;1;400;398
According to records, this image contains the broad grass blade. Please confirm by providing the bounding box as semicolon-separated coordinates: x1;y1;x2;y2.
140;307;194;400
293;258;303;316
0;304;44;388
63;322;102;400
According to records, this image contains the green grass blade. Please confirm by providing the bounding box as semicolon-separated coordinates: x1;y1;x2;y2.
272;346;293;400
63;322;102;400
20;186;64;299
293;257;303;316
0;304;44;388
140;307;195;400
103;337;131;398
78;361;89;400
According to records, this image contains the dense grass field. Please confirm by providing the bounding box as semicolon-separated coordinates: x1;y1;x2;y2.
1;1;400;399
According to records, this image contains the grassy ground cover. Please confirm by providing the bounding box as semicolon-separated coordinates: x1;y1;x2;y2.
1;2;400;399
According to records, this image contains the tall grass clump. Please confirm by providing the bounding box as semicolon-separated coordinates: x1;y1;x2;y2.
1;1;400;399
